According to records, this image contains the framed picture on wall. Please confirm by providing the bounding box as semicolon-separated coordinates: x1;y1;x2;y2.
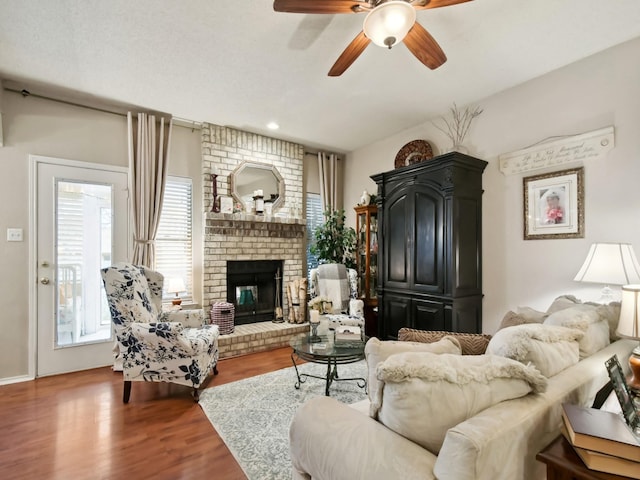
523;167;584;240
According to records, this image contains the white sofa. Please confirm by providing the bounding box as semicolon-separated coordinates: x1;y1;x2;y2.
289;299;636;480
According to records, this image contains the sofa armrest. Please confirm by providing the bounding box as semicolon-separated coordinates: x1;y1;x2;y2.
160;308;205;328
130;322;193;353
290;396;437;480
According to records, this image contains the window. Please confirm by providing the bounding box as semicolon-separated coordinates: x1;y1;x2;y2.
156;176;193;302
306;193;324;276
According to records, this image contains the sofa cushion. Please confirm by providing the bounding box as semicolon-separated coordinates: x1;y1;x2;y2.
371;352;547;455
364;336;462;403
543;304;610;358
397;328;492;355
486;324;583;377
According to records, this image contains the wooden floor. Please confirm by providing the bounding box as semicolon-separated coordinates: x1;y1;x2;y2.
0;347;296;480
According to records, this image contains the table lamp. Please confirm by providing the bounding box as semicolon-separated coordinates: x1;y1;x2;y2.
573;243;640;302
617;284;640;393
166;277;186;306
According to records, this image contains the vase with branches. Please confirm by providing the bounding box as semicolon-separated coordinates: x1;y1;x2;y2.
310;208;356;269
432;103;483;153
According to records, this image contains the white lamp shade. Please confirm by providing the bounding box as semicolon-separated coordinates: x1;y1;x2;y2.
363;1;416;48
617;285;640;339
573;243;640;285
166;277;186;295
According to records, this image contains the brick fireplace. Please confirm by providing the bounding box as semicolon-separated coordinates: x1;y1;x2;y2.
201;124;309;356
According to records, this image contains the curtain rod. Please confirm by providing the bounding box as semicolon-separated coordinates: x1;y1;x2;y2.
5;87;128;117
305;150;344;159
4;87;198;127
4;87;332;138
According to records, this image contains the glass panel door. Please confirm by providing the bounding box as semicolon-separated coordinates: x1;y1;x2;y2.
36;158;128;377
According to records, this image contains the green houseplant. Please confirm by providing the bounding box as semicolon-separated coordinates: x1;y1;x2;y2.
311;209;356;269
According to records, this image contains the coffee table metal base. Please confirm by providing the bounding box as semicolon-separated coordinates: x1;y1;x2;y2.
291;352;366;396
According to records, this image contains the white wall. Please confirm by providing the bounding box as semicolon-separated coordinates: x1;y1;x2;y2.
0;92;202;380
344;37;640;334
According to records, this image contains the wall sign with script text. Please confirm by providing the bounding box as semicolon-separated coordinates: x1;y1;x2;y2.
499;126;614;176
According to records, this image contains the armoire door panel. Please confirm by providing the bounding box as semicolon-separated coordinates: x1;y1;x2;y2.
383;294;411;340
451;296;483;333
453;197;481;294
387;194;408;284
413;299;446;331
414;190;443;291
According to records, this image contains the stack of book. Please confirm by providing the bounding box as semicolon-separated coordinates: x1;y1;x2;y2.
561;403;640;478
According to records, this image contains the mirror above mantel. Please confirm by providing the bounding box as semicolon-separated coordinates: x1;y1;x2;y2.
230;161;285;212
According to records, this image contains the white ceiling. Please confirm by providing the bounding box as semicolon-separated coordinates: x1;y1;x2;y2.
1;0;640;153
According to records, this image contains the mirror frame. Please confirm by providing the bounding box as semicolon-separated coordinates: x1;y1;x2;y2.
230;161;285;212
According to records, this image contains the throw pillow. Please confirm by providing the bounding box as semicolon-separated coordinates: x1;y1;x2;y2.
544;304;610;358
364;336;462;403
371;352;547;455
596;302;621;342
397;328;492;355
546;294;582;314
498;310;545;330
486;323;583;377
515;306;548;323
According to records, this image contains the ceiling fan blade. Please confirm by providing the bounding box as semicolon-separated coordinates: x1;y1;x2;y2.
328;31;371;76
274;0;367;14
412;0;473;10
403;22;447;70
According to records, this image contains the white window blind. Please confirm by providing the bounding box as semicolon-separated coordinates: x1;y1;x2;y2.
156;177;193;301
306;193;323;276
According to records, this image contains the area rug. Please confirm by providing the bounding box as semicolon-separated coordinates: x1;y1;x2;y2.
198;360;367;480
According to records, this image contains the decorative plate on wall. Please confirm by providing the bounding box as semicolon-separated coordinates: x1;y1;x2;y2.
394;139;434;168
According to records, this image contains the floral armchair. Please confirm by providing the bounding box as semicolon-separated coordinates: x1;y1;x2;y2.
309;263;364;329
101;263;219;403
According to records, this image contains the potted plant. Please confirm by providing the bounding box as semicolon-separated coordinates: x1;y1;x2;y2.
310;208;356;269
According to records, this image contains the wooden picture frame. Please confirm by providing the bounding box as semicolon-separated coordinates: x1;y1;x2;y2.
523;167;584;240
605;355;639;430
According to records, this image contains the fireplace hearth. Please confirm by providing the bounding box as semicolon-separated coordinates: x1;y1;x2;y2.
227;260;283;325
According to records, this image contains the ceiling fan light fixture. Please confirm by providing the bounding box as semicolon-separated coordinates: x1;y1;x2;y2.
363;1;416;49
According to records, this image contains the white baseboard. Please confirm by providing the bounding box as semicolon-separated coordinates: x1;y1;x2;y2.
0;374;34;386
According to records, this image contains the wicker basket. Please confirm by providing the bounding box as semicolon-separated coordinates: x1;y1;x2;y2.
210;302;235;335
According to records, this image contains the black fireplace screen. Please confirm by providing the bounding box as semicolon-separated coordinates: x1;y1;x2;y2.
227;260;283;325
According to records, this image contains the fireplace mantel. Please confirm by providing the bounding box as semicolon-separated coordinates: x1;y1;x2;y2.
205;213;305;238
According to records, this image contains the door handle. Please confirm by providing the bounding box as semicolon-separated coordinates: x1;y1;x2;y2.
40;277;50;285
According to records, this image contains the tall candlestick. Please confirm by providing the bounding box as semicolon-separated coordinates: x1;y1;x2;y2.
211;174;220;213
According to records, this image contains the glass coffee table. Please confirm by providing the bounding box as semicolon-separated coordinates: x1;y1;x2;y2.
289;333;367;396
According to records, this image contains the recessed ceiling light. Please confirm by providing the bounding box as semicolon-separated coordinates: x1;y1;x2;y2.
267;122;279;130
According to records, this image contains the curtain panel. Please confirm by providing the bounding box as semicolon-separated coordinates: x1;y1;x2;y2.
127;112;172;267
317;152;338;213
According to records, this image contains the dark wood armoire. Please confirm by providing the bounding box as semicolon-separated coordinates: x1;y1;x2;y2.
371;151;488;340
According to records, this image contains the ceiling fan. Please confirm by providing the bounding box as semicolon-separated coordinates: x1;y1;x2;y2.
273;0;473;76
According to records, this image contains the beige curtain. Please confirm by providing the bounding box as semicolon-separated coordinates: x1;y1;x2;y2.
127;112;172;267
318;152;338;212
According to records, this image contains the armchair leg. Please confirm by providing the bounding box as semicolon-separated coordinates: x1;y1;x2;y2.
123;381;132;403
213;365;219;375
192;387;200;402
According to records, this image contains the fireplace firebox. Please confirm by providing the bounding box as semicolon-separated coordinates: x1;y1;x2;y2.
226;260;284;325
